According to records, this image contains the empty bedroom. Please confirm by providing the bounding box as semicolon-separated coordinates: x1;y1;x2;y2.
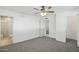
0;6;79;52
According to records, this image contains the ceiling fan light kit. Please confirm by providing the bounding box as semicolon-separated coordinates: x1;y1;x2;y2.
40;12;47;16
34;6;55;16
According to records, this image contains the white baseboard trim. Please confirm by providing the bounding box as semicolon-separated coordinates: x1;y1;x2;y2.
13;35;40;44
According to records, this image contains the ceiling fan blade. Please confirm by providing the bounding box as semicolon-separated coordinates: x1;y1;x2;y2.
41;6;46;10
41;6;45;8
35;12;40;14
48;6;52;9
33;8;39;11
47;11;55;13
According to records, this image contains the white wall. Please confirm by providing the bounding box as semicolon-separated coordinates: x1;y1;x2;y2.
77;14;79;47
13;15;41;43
56;12;67;42
0;9;41;43
66;16;77;40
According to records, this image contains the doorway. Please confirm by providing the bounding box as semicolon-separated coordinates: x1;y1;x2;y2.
66;16;78;47
44;18;49;36
0;16;13;47
39;14;56;39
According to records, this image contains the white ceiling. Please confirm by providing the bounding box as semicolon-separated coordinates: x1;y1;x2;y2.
0;6;78;15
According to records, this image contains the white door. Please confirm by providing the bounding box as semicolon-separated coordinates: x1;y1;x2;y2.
49;14;56;38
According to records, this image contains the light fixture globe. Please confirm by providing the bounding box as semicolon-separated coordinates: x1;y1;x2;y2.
40;12;47;16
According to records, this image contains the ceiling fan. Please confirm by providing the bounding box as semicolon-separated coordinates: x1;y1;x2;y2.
33;6;55;16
